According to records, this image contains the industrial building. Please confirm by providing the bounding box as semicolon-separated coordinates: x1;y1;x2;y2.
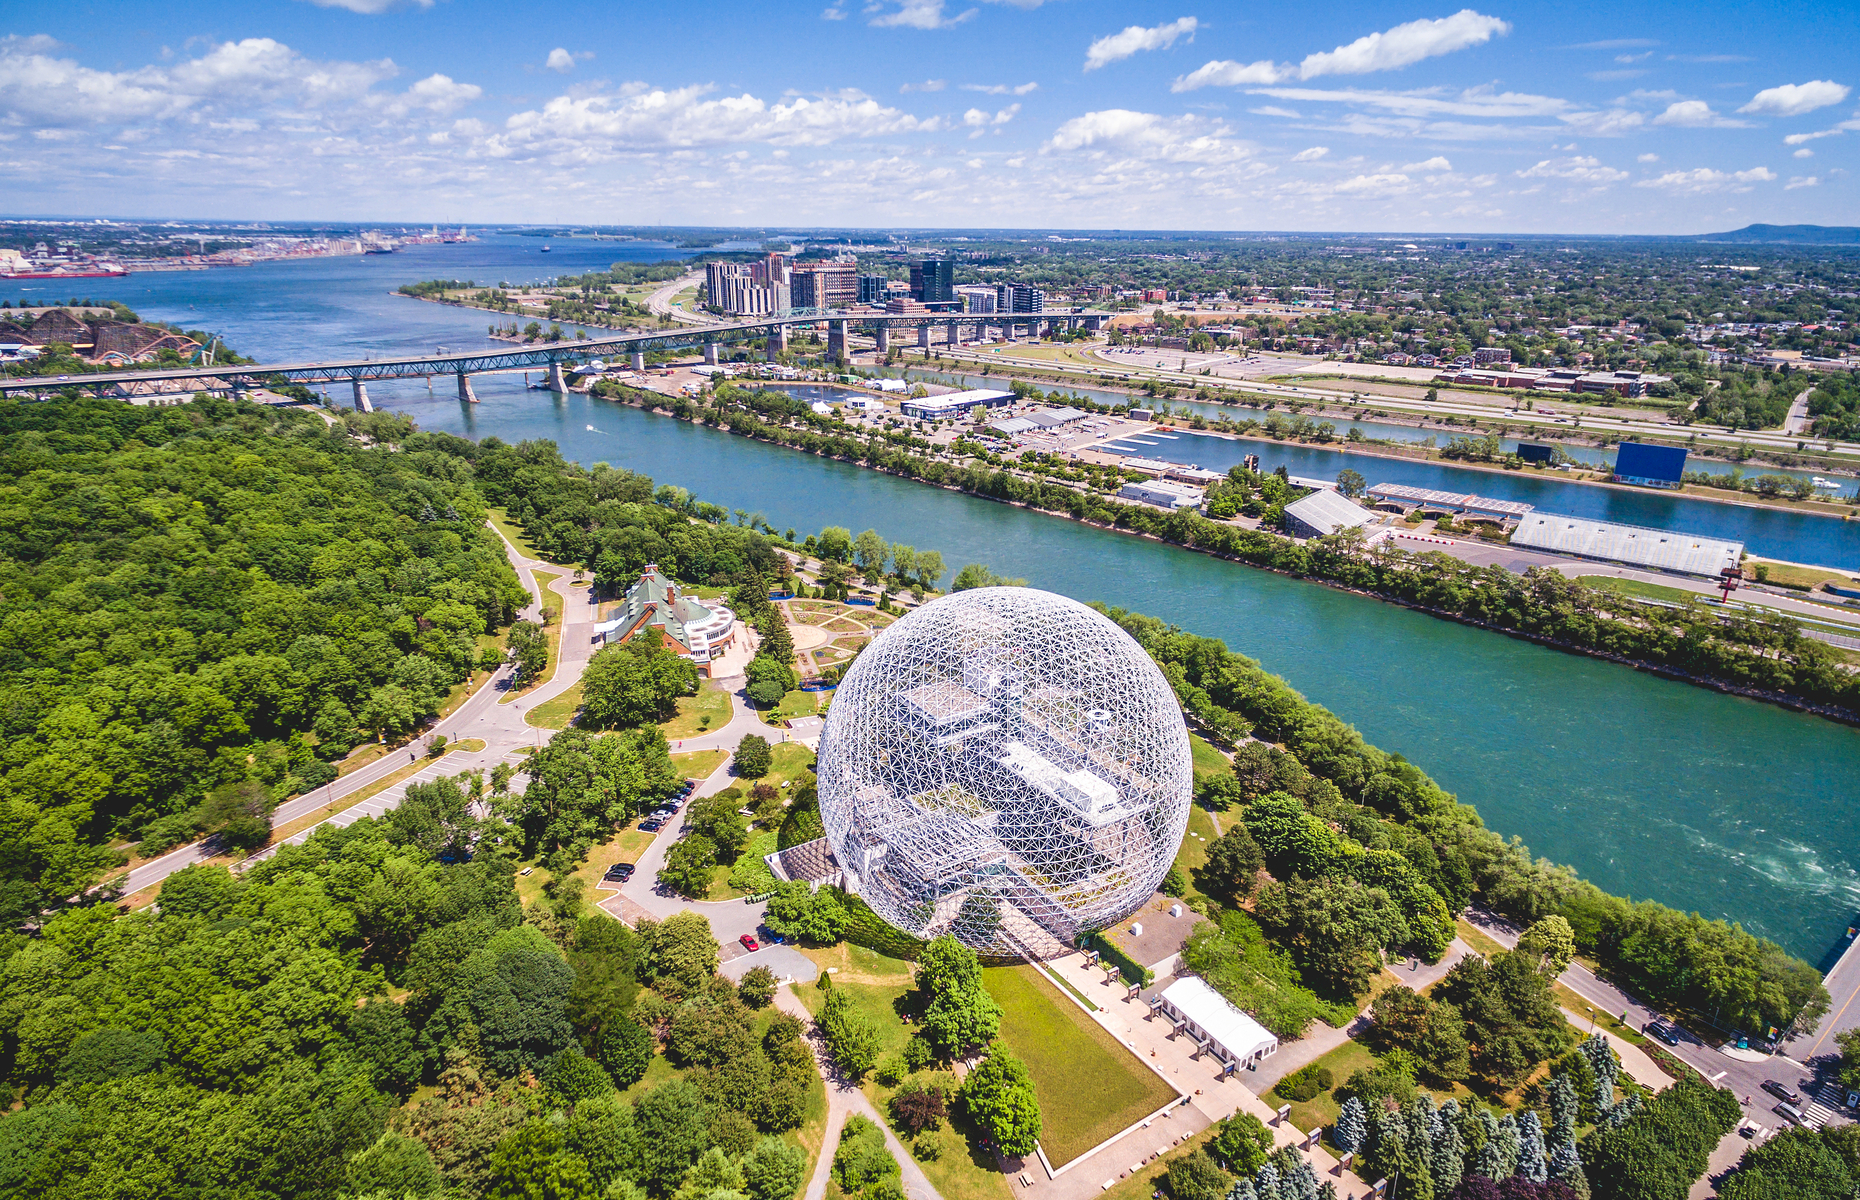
1611;442;1688;488
900;388;1014;419
1117;478;1205;510
1155;977;1279;1070
1283;489;1376;538
1509;514;1743;576
1365;483;1535;524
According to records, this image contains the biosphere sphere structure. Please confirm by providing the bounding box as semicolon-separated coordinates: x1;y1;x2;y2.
815;587;1192;958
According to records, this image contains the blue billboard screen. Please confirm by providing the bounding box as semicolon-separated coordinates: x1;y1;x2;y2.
1614;441;1687;483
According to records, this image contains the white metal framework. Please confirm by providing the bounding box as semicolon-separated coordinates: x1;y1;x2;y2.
816;587;1193;958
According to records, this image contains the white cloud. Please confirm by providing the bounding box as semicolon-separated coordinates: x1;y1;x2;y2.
961;81;1038;95
821;5;847;18
1651;99;1748;128
1517;155;1628;182
900;79;947;92
1558;108;1645;136
1084;17;1198;72
545;49;576;74
1042;108;1244;162
1174;9;1507;91
1243;85;1569;119
1794;148;1814;158
1292;145;1328;161
1637;152;1659;162
1333;172;1411;196
1783;124;1854;145
1634;166;1777;193
1738;80;1850;118
1786;175;1819;189
962;103;1018;128
387;73;482;116
870;0;978;29
1249;105;1300;118
1403;155;1452;171
498;86;945;154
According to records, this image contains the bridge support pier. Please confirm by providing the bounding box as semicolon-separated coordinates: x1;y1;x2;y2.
351;380;373;413
917;324;932;351
827;319;848;363
765;325;787;362
947;321;960;347
874;325;890;354
703;342;720;365
631;351;647;372
456;372;477;403
548;362;569;392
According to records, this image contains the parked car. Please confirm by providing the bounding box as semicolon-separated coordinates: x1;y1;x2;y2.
1763;1080;1804;1106
639;818;665;833
1773;1102;1806;1126
739;933;760;952
1642;1021;1682;1046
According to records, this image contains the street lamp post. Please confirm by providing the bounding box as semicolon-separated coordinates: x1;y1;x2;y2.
1586;1006;1598;1035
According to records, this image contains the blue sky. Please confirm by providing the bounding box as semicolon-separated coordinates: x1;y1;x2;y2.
3;0;1856;232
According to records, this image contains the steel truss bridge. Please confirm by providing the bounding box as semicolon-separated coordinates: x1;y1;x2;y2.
1;309;1110;407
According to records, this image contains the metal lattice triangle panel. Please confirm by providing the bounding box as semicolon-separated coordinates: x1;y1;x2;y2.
817;587;1193;958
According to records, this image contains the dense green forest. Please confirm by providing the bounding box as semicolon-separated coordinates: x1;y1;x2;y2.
0;397;528;921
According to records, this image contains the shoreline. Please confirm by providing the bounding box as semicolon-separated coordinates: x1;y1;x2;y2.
593;382;1860;728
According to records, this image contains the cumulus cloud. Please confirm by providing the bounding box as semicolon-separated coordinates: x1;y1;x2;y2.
1042;108;1243;162
1517;155;1628;182
1292;145;1328;161
1651;99;1747;128
1738;80;1850;118
1786;174;1819;189
1794;148;1813;158
545;49;576;74
1637;152;1659;162
497;85;944;154
900;79;946;92
870;0;978;29
1333;172;1411;196
1240;85;1567;119
962;103;1019;136
1403;155;1452;171
1174;9;1507;91
1084;17;1198;71
1634;165;1776;193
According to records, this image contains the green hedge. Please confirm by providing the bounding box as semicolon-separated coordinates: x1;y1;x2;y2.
1084;932;1155;988
836;889;927;961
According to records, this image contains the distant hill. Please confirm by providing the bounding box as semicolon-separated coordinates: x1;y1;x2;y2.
1692;224;1860;245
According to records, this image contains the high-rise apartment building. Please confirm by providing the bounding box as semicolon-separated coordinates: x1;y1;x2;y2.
705;254;791;315
996;284;1045;314
790;262;858;310
858;274;888;305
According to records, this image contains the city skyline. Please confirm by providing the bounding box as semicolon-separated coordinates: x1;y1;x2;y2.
1;0;1855;232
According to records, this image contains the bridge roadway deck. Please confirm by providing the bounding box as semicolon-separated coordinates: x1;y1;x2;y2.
0;308;1108;395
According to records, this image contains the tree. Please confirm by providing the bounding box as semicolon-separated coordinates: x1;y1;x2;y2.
764;881;849;945
960;1047;1042;1155
915;934;1003;1055
742;1136;807;1200
658;834;719;899
820;987;882;1079
891;1080;949;1134
1335;1097;1370;1154
832;1115;900;1197
738;966;778;1009
544;1048;616;1106
348;1130;445;1198
486;1121;597;1200
816;526;854;562
1517;916;1577;976
1336;468;1367;498
509;726;678;854
509;620;550;683
949;563;1026;591
1212;1111;1274;1174
580;640;698;728
1581;1077;1740;1200
914;549;946;591
633;1078;715;1193
1166;1148;1230;1200
1203;825;1265;898
734;735;773;779
599;1018;655;1088
638;911;721;987
852;529;890;581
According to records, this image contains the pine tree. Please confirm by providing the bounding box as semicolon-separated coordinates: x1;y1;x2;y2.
1492;1114;1521;1178
1405;1095;1435;1159
1428;1101;1465;1192
1284;1159;1320;1200
1515;1111;1547;1183
1333;1097;1368;1154
1254;1162;1280;1200
1225;1180;1259;1200
1548;1074;1579;1148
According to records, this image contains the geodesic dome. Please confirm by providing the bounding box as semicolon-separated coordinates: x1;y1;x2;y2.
815;587;1192;959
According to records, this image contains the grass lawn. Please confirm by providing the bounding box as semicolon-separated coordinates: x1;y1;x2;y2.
526;680;583;729
1751;558;1858;589
661;684;733;739
1577;575;1699;604
1189;733;1230;782
1455;918;1506;958
771;689;822;720
1273;1038;1376;1132
798;942;916;986
748;742;815;788
485;508;545;559
672;748;729;779
981;964;1178;1167
1173;803;1220;883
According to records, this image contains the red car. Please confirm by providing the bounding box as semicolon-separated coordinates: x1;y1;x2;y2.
739;933;760;953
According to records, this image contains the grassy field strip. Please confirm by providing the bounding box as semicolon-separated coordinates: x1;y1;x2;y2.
500;569;563;704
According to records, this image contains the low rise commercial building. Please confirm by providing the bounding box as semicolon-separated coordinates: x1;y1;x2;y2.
900;388;1013;419
1509;514;1743;576
1155;976;1279;1070
592;564;737;671
1283;489;1376;538
1118;478;1204;510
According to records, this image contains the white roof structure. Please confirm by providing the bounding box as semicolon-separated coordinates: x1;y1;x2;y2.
1510;513;1743;576
900;388;1013;416
1159;977;1278;1064
1283;489;1375;537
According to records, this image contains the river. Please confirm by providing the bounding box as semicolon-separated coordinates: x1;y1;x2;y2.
9;236;1859;964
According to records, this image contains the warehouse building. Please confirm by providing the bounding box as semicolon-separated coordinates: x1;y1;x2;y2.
1283;489;1376;538
1509;514;1743;576
900;388;1014;419
1117;478;1205;510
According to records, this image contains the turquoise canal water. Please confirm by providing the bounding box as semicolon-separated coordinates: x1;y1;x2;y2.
9;238;1859;963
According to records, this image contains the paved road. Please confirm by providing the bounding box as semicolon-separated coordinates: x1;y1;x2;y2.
646;271;710;326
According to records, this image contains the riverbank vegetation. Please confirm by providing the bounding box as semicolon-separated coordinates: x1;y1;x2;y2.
600;379;1860;724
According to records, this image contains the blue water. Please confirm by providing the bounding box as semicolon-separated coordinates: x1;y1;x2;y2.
10;235;1858;963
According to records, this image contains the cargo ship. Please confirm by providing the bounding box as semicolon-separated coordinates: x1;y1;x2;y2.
0;263;129;279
